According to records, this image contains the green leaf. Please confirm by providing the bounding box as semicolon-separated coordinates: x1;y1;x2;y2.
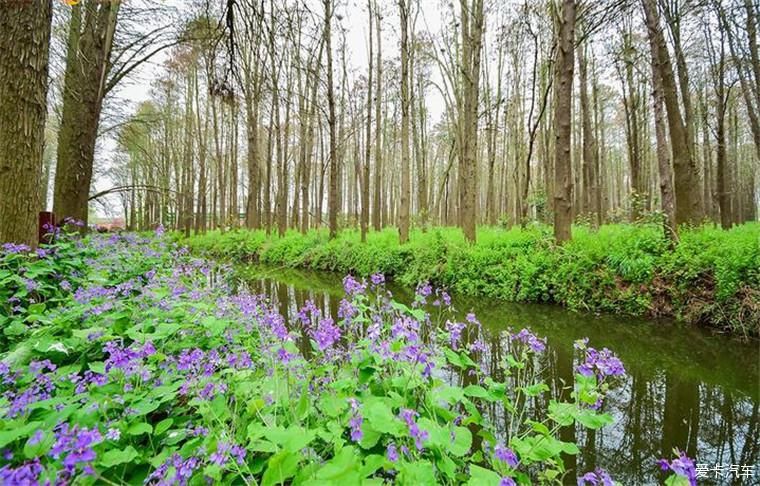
315;446;361;481
262;450;299;486
295;384;309;420
466;465;502;485
27;303;46;315
264;425;316;453
463;385;489;399
130;399;159;416
360;454;386;477
449;426;473;457
203;463;223;481
521;383;550;397
201;317;227;336
0;421;41;448
444;348;464;368
319;394;348;418
548;401;575;426
364;400;403;436
24;430;52;458
99;446;139;468
127;422;153;436
154;418;173;436
575;409;614;430
399;461;437;485
88;361;106;375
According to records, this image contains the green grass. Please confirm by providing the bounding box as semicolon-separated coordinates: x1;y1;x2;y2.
178;223;760;336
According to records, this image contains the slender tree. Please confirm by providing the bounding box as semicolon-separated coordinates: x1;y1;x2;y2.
324;0;338;239
552;0;576;243
398;0;411;243
642;0;702;225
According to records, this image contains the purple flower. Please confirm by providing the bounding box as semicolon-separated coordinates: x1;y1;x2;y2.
342;275;366;296
494;443;518;468
575;346;626;381
349;414;363;442
22;278;38;293
146;453;201;485
2;243;31;254
511;328;546;353
312;317;341;351
210;441;246;466
338;298;357;320
399;409;429;451
500;478;516;486
370;273;385;285
415;282;433;301
657;451;697;486
0;458;43;485
276;347;294;364
50;424;102;474
446;320;466;350
106;428;121;441
187;425;209;437
577;468;615;486
386;443;399;462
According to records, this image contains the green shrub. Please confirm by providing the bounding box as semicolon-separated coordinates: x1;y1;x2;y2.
180;223;760;335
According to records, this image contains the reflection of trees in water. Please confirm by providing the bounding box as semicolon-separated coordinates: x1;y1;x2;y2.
241;276;759;485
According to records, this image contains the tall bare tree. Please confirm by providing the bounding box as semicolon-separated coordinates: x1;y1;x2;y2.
552;0;576;243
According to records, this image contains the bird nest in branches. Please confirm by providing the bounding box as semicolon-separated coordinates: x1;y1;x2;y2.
209;78;237;105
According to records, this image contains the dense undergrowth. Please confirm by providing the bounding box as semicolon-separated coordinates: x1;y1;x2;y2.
180;223;760;337
0;230;697;484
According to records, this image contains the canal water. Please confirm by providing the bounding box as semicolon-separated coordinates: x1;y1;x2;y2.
237;266;759;485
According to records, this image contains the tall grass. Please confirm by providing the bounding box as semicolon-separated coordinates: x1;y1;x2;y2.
179;223;760;335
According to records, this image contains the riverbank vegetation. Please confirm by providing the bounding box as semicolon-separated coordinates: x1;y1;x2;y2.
0;231;700;485
182;223;760;337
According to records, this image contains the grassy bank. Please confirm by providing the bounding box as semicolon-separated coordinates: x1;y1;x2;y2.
180;223;760;336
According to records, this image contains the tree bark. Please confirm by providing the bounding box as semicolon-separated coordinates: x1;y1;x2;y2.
372;3;383;232
552;0;576;243
324;0;338;239
361;0;374;243
578;42;599;227
459;0;485;243
399;0;411;244
644;1;678;243
641;0;701;225
54;1;120;227
0;0;52;246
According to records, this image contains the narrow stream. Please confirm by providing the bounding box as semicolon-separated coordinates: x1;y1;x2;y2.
237;266;759;485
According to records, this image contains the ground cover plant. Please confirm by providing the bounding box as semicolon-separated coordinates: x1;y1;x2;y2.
181;223;760;337
0;230;698;485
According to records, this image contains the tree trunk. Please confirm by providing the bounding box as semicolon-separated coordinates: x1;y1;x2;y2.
372;4;383;232
553;0;576;243
0;0;52;246
324;0;338;239
641;0;701;225
578;42;599;227
399;0;411;244
361;0;373;243
459;0;485;243
54;1;120;227
645;2;678;243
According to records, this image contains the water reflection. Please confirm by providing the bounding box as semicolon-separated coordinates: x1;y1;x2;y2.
238;267;759;485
